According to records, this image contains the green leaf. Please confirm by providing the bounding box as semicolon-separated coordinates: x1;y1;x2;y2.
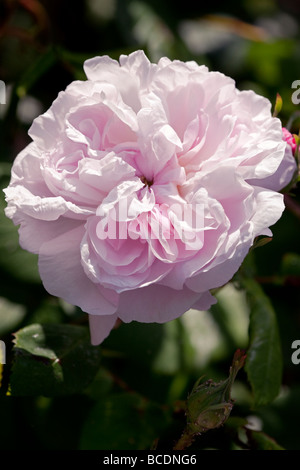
281;252;300;276
225;416;284;450
247;39;294;86
246;429;284;450
10;323;101;396
211;282;250;351
80;392;170;450
243;278;282;406
15;47;57;98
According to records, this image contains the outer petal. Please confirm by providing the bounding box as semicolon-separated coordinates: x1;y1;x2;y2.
250;186;285;236
185;229;252;293
4;185;92;221
117;284;216;323
5;142;51;196
29;90;76;149
9;215;82;254
248;144;297;191
84;51;153;111
88;313;119;346
38;225;118;316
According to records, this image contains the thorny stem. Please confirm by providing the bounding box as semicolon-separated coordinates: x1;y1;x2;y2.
173;430;195;450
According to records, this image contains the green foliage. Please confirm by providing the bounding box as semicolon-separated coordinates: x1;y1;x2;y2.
10;324;102;396
245;429;284;450
243;278;282;406
80;392;170;450
225;416;284;450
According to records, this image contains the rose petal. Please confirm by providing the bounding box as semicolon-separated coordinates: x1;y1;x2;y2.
88;313;119;346
117;284;216;323
38;225;118;316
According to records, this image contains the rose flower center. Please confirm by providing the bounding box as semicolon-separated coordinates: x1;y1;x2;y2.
140;175;154;188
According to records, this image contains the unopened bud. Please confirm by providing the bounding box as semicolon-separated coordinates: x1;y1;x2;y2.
273;93;282;117
187;349;246;434
283;127;297;155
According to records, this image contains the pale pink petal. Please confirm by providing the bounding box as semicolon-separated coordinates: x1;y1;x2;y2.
4;185;93;220
88;313;119;346
11;215;82;254
248;144;297;191
117;284;216;323
250;187;285;236
185;229;252;293
38;225;118;316
84;51;153;111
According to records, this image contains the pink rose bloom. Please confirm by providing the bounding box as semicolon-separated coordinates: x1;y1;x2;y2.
282;127;297;154
4;51;296;345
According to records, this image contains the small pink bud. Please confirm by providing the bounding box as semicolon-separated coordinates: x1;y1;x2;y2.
282;127;297;155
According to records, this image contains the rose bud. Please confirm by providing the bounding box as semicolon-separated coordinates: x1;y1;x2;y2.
174;349;246;449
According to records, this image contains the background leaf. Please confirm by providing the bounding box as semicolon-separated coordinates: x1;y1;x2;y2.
281;252;300;277
245;429;284;450
243;278;283;407
80;392;170;450
10;323;102;396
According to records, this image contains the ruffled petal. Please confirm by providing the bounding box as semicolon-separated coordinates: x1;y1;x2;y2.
38;225;118;316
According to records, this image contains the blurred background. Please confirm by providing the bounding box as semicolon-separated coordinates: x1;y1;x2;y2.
0;0;300;450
